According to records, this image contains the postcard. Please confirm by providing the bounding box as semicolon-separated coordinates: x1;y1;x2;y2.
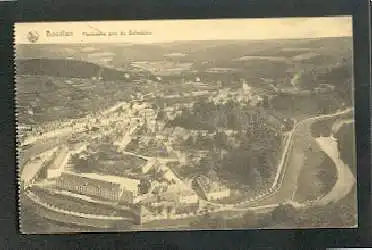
15;17;356;233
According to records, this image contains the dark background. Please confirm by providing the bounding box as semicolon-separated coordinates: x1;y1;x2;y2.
0;0;371;248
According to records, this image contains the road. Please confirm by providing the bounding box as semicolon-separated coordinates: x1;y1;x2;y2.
19;97;153;176
26;190;134;221
332;119;354;135
20;136;68;166
20;98;354;221
206;108;353;211
20;147;58;185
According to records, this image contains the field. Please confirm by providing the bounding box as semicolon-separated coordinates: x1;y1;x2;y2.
294;116;354;203
29;187;118;215
71;152;147;177
134;217;195;230
293;145;337;203
21;195;99;233
335;122;356;176
125;138;169;157
16;33;357;233
311;113;354;137
310;117;337;137
271;94;344;119
16;75;137;125
293;184;357;227
17;37;353;127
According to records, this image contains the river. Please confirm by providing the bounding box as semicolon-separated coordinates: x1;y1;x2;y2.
19;96;354;231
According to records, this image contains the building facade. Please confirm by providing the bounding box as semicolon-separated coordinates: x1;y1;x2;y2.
196;175;231;201
206;189;231;201
56;172;123;201
55;172;140;203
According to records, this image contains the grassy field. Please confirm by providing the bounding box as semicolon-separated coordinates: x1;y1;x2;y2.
310;117;338;137
16;75;137;125
16;37;353;128
29;186;118;215
271;93;343;120
134;217;195;230
293;117;342;203
335;122;356;177
71;152;147;177
293;144;337;203
294;184;357;228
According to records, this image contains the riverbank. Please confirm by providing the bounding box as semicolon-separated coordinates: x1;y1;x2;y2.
19;99;355;231
315;136;355;205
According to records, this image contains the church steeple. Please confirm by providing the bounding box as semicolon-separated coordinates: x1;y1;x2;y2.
207;168;218;182
97;67;103;80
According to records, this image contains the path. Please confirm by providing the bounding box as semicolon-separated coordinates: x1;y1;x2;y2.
205;108;354;212
20;98;354;221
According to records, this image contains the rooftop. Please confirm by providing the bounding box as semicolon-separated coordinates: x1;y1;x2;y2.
197;176;227;193
49;146;70;169
63;171;140;192
165;182;195;196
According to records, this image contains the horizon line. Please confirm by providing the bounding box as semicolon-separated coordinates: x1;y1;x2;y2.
15;35;353;46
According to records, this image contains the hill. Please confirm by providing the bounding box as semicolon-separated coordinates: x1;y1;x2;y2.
16;58;155;81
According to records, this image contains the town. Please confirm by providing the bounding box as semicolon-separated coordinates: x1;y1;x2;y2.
17;31;356;232
20;77;298;226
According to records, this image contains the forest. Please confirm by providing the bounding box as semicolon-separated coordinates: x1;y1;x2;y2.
174;122;283;191
335;123;355;176
192;185;356;229
167;100;282;131
16;58;155;81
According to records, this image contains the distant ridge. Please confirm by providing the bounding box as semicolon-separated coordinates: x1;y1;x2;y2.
16;58;157;81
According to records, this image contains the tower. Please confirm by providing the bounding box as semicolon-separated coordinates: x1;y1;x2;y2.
97;67;103;80
207;168;218;183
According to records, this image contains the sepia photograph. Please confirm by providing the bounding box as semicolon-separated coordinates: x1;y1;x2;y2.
15;17;356;234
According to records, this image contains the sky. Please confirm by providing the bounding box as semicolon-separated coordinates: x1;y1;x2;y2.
15;16;352;44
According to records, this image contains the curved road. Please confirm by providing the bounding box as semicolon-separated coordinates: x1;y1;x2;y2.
20;102;354;217
206;108;353;211
241;108;353;209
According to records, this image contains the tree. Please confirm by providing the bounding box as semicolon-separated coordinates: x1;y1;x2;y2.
241;210;258;226
183;136;194;147
70;154;80;165
335;124;355;175
215;131;227;149
249;167;263;188
226;113;238;129
138;179;151;194
154;168;166;181
211;217;227;229
156;110;166;121
271;203;296;224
